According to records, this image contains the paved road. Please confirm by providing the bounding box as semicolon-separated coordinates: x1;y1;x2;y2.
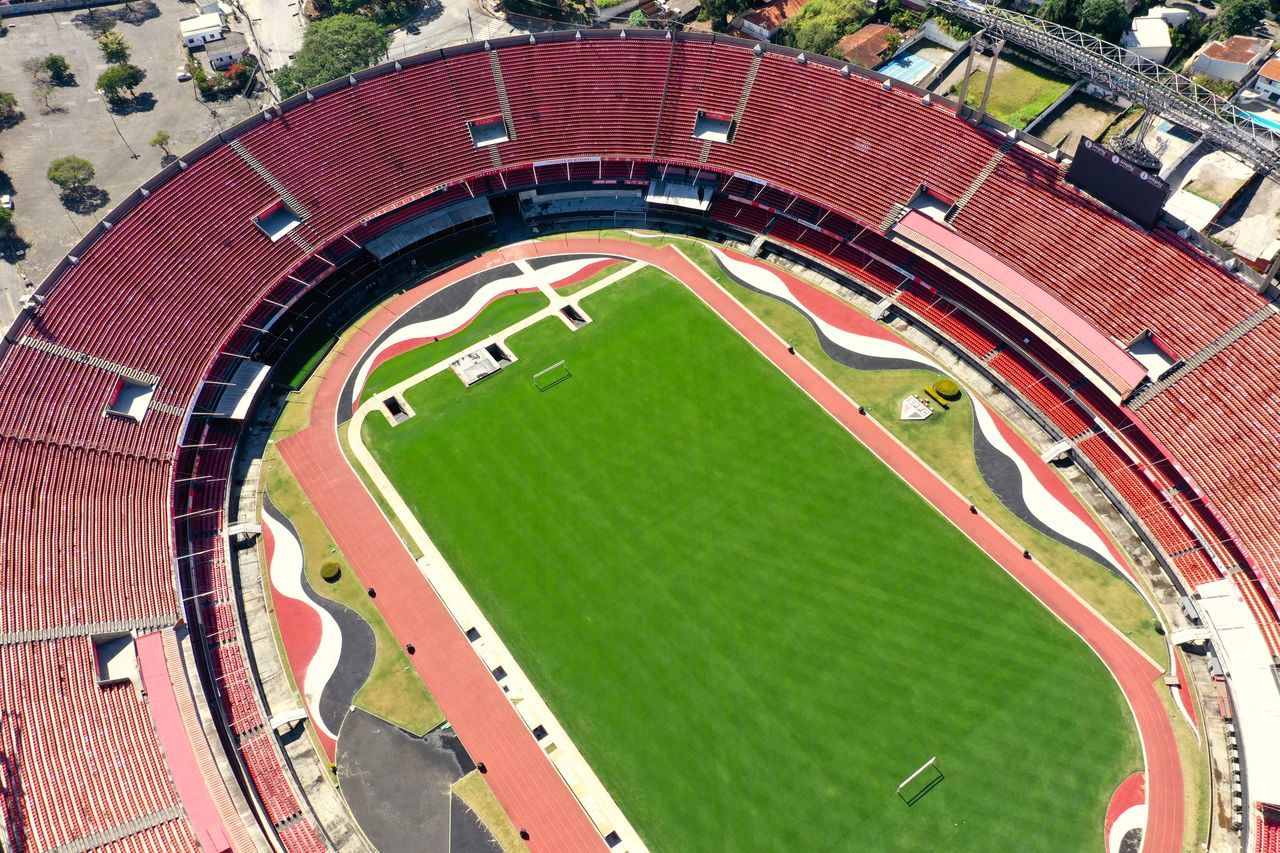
281;235;1186;853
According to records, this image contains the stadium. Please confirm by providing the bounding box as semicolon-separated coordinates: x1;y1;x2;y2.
1;24;1278;853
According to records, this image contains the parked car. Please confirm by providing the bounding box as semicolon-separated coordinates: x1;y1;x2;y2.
0;195;13;210
176;67;192;82
405;24;421;34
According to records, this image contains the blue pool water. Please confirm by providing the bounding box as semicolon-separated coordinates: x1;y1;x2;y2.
1240;108;1280;133
875;53;937;87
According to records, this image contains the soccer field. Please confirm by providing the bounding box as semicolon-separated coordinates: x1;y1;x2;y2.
361;267;1139;851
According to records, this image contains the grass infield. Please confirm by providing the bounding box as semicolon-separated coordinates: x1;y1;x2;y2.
362;268;1139;851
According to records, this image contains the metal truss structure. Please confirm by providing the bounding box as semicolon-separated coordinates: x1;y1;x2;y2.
930;0;1280;175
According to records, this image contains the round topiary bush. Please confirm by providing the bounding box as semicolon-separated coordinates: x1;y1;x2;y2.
319;559;341;583
934;378;960;400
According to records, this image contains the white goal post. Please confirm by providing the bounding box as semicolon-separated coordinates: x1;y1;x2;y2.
897;756;938;793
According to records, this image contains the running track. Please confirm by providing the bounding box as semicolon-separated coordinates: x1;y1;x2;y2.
279;236;1184;853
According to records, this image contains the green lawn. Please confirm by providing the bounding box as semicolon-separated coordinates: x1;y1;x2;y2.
361;268;1139;851
359;291;549;405
261;445;443;736
953;56;1072;129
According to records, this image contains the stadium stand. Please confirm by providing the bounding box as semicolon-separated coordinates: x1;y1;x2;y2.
1;30;1277;851
1258;804;1280;853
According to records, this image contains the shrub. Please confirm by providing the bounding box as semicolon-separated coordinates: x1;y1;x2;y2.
933;378;960;400
320;558;342;582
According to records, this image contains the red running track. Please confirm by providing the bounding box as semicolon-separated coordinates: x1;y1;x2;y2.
280;236;1184;853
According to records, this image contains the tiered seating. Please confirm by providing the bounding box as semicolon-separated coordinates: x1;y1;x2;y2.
953;147;1266;356
1076;435;1199;556
1257;805;1280;853
4;32;1280;851
0;439;175;634
1136;318;1280;605
714;52;997;227
1172;549;1222;589
709;197;774;235
0;639;186;851
277;818;327;852
239;732;303;825
171;417;321;843
988;351;1093;438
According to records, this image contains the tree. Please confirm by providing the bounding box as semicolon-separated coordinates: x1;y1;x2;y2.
150;129;172;155
0;92;18;123
1037;0;1079;27
627;8;647;25
97;31;131;64
1077;0;1127;41
35;82;56;112
97;63;147;99
700;0;753;31
779;0;874;57
0;207;13;235
274;15;391;97
1213;0;1268;37
47;156;95;195
40;55;72;84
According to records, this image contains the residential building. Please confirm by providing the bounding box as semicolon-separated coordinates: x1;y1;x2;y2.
1122;16;1172;64
1255;58;1280;102
837;23;908;69
205;31;250;71
179;12;225;48
1189;35;1270;83
730;0;806;41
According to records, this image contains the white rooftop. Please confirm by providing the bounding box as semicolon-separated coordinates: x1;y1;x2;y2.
1147;5;1190;25
1127;16;1172;50
180;12;224;35
1197;579;1280;808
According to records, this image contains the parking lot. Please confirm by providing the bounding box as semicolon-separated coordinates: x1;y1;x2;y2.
0;0;263;328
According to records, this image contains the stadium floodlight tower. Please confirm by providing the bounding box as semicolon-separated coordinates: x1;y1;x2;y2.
928;0;1280;177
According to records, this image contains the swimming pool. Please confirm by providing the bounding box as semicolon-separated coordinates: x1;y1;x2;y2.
1239;107;1280;133
875;52;937;87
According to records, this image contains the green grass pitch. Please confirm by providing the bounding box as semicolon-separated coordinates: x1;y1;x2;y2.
362;267;1139;851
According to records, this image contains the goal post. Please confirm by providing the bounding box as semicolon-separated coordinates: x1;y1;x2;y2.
896;756;944;805
533;360;571;392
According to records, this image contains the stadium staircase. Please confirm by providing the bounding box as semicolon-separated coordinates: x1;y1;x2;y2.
16;336;160;387
947;136;1018;221
1129;301;1278;409
0;617;173;645
487;48;517;141
701;48;762;164
228;139;312;220
650;35;680;157
878;203;909;232
53;805;186;853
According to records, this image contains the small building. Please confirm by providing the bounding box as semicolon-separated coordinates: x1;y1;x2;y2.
1147;5;1191;26
205;31;249;71
1189;35;1270;83
179;11;225;48
836;23;907;69
665;0;701;22
730;0;806;41
1122;16;1172;65
1255;58;1280;102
